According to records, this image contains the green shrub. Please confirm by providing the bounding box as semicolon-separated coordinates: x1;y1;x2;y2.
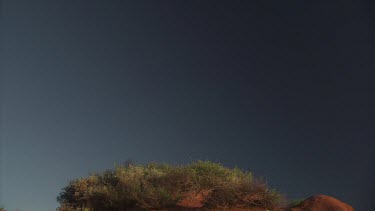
287;198;304;208
57;160;281;210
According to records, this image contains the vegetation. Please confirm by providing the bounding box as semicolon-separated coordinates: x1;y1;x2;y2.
57;160;281;210
287;199;304;208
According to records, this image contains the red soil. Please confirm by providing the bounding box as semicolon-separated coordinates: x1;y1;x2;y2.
174;189;269;210
176;189;212;208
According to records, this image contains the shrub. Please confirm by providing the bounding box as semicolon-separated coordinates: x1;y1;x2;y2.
287;198;304;208
57;160;281;210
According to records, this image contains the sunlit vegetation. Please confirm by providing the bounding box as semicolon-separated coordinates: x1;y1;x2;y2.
57;160;281;210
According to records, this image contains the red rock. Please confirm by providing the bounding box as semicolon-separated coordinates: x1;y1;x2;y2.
290;194;354;211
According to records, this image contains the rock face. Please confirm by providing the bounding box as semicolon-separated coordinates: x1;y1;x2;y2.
290;194;354;211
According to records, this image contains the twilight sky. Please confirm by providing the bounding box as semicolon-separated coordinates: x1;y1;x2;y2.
1;1;375;211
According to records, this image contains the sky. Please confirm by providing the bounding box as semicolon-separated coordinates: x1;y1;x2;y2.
1;1;375;211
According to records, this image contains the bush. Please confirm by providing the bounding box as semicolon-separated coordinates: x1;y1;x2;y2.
287;198;304;208
57;160;281;210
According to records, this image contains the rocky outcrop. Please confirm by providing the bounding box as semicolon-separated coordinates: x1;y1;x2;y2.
288;194;354;211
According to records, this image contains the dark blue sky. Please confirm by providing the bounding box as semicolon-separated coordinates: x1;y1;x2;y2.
1;1;375;211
